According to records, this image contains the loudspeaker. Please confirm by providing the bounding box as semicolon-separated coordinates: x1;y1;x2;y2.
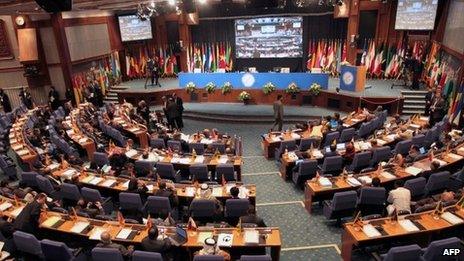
183;0;195;13
35;0;72;13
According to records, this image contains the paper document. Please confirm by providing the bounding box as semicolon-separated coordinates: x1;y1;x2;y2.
217;233;234;247
0;202;12;211
62;169;77;180
212;187;223;197
89;177;103;185
399;219;420;232
82;176;94;183
194;156;205;163
70;221;90;234
185;187;196;197
362;224;382;238
121;180;130;189
441;212;464;225
42;216;62;228
125;149;138;158
381;172;396;180
318;177;332;187
116;228;132;239
89;227;107;240
405;166;422;176
218;156;228;164
179;158;192;164
347;177;362;187
101;179;116;187
244;230;259;244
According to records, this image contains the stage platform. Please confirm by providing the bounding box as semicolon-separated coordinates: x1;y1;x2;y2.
117;77;410;98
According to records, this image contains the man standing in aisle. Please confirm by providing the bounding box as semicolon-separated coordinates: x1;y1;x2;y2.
172;93;184;129
272;95;284;131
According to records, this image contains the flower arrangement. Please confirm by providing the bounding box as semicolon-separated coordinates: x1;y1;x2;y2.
262;82;276;95
309;83;322;96
185;82;196;93
238;91;251;101
205;82;216;94
285;82;300;93
221;82;233;94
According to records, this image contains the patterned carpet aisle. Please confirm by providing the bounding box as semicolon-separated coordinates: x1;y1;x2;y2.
182;119;344;261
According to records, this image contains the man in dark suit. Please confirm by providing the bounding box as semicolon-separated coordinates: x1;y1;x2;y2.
272;95;284;131
424;87;435;116
430;95;445;126
0;88;12;113
172;93;184;129
166;98;179;130
141;227;173;260
154;182;179;209
13;193;47;234
239;206;266;227
48;86;60;111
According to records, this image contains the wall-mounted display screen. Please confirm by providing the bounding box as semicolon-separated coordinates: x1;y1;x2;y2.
118;15;153;42
235;16;303;58
395;0;438;30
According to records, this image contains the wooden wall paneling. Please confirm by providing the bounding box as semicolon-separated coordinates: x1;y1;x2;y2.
17;28;38;62
346;0;360;64
106;15;123;51
178;13;192;73
51;13;73;93
431;0;450;43
0;19;13;60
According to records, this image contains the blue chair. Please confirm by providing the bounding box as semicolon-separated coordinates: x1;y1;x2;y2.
346;151;371;172
356;123;370;138
339;128;355;143
320;156;343;176
357;187;386;216
240;255;272;261
404;177;426;200
36;175;58;198
189;199;216;222
215;164;236;182
156;162;181;182
381;244;422;261
135;160;155;174
323;132;340;147
393;140;412;155
292;159;318;188
93;152;109;167
211;143;226;154
20;171;39;187
167;140;182;152
60;183;82;202
189;143;205;155
298;138;318;151
193;255;224;261
370;146;391;167
150;138;166;149
225;199;249;219
119;192;143;211
92;247;123;261
13;231;43;258
424;171;450;196
412;134;426;148
422;237;463;261
190;164;210;182
40;239;79;261
132;250;163;261
0;156;17;180
144;196;172;219
323;191;358;222
81;187;113;213
274;140;297;160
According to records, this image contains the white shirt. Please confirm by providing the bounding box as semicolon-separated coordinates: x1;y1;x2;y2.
387;187;411;213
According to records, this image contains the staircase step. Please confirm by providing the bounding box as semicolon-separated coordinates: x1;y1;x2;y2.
403;100;426;104
402;109;425;114
401;90;428;95
402;95;426;99
403;104;426;109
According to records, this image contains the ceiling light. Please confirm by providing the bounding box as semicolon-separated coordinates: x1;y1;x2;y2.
198;0;207;4
168;0;176;6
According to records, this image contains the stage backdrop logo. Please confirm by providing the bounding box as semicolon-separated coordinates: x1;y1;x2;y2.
241;73;255;88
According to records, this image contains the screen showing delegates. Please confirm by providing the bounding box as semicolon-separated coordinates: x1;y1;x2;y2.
235;16;303;58
395;0;438;30
118;15;153;42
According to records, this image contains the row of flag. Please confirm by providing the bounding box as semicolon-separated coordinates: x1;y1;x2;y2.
71;51;121;105
186;42;233;73
306;39;347;76
124;44;179;79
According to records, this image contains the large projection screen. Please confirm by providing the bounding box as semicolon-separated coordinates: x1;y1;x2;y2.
235;16;303;58
118;15;153;42
395;0;439;30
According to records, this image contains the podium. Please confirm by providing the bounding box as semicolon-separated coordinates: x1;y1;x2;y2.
340;65;366;92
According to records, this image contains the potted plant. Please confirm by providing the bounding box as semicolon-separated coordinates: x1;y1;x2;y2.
286;82;300;99
221;82;233;94
309;83;322;96
205;82;216;94
238;91;251;105
185;82;197;94
262;82;276;95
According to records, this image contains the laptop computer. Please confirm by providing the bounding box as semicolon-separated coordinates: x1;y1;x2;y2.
168;226;188;246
